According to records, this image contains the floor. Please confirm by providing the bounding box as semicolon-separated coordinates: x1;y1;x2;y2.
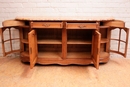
0;57;130;87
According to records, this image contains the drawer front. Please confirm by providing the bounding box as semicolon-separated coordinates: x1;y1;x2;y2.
66;23;98;29
31;22;63;28
103;20;125;28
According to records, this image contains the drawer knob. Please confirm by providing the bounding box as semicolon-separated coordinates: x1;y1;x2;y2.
42;24;50;27
78;25;86;29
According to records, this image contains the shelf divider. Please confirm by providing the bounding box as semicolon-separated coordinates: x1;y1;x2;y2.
62;22;67;59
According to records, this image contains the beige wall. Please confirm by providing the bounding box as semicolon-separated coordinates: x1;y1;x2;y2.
0;0;130;58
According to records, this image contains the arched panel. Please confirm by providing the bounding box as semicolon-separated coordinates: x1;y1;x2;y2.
1;27;21;56
110;27;129;57
111;28;119;39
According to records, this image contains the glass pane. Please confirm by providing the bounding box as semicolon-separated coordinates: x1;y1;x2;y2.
3;28;10;41
119;42;125;53
4;41;11;52
110;40;118;51
111;28;119;39
120;29;126;41
110;53;124;58
12;39;20;50
11;28;19;39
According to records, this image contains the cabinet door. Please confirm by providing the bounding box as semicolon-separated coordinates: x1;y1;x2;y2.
109;27;129;57
28;30;38;69
92;30;101;69
0;27;21;56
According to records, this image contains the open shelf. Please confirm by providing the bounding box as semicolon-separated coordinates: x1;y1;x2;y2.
99;52;109;58
67;52;91;59
67;38;108;44
21;51;109;59
101;38;109;43
22;38;108;45
38;39;62;44
22;38;108;44
21;51;62;59
67;52;109;59
22;39;28;44
67;40;92;44
99;26;109;29
21;25;30;28
21;39;62;44
38;52;62;59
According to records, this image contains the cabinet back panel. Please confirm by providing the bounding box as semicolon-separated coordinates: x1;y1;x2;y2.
24;44;29;52
100;29;107;38
23;29;29;39
67;29;92;40
100;43;106;52
36;29;62;40
38;44;62;52
67;44;91;52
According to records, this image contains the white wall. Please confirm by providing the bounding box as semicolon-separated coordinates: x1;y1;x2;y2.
0;0;130;58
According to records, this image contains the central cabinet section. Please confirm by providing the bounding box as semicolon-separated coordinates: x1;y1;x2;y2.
67;29;92;59
37;29;62;59
22;21;101;69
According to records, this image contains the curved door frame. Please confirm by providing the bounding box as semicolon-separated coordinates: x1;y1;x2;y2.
0;27;21;56
109;27;129;57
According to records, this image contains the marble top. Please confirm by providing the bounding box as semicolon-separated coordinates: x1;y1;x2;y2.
15;16;114;21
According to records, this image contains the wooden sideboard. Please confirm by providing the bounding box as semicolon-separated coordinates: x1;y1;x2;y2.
0;17;129;69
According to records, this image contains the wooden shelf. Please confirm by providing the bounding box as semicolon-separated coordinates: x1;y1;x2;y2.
38;52;62;59
67;52;109;59
22;39;28;44
21;51;29;57
22;38;108;44
67;40;92;44
99;52;109;58
21;51;109;59
67;52;91;59
21;51;62;59
21;39;62;44
21;25;30;28
100;26;109;29
68;39;108;44
38;39;62;44
101;38;109;43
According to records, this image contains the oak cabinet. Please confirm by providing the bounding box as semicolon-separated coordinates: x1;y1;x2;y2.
0;17;129;69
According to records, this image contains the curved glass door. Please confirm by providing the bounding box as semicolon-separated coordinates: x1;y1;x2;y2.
1;27;21;56
110;27;129;57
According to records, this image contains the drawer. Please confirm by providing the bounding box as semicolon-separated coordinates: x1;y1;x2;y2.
103;20;125;28
2;20;25;27
66;23;98;29
31;22;63;28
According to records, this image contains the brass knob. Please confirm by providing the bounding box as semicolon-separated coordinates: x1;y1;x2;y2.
78;25;86;29
42;24;50;27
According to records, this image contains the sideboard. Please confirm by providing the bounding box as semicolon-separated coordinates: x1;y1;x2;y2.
0;17;129;69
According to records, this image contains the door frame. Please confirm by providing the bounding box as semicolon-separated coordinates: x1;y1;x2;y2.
109;27;129;57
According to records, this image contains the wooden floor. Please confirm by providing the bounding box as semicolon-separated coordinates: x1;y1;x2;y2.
0;57;130;87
